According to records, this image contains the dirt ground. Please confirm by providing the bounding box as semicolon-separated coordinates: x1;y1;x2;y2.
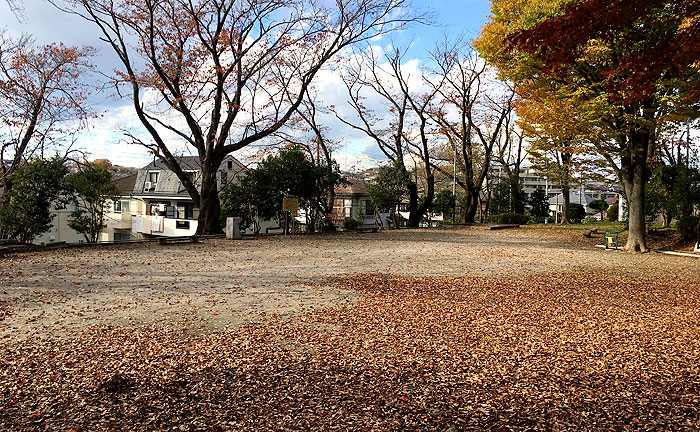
0;227;697;342
2;227;700;430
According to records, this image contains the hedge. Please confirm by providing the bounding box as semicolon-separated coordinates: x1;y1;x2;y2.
487;213;530;225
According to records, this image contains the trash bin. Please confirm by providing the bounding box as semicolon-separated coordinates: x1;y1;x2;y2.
604;231;618;249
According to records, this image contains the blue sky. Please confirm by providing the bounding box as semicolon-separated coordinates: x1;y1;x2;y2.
1;0;493;169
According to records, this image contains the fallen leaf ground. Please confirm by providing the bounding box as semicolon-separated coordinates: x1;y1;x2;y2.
1;229;699;430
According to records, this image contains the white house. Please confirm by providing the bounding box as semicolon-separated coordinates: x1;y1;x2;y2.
101;155;246;242
548;191;595;218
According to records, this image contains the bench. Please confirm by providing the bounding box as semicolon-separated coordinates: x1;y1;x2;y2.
489;224;520;230
355;226;379;233
583;228;599;238
159;236;199;245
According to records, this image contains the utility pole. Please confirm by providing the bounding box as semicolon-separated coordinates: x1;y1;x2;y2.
544;176;549;224
687;116;691;167
452;144;456;224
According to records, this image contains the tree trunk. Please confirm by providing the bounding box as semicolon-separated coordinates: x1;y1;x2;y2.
415;173;435;227
620;158;648;253
407;181;420;228
196;164;223;235
561;187;571;224
612;125;652;253
463;185;479;223
322;188;336;231
481;195;490;223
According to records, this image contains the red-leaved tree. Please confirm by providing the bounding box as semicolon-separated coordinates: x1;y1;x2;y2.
0;31;94;191
507;0;700;252
58;0;418;234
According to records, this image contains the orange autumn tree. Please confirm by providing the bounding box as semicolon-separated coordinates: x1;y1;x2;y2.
59;0;417;234
516;85;598;224
478;0;700;252
0;31;94;191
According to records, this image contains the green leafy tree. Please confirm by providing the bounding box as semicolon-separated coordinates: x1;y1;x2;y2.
569;203;586;224
589;199;609;220
67;164;121;243
528;187;550;223
645;164;700;227
431;190;456;221
490;178;526;216
366;162;411;228
220;146;345;233
219;179;258;233
489;181;510;216
0;157;71;243
607;203;619;222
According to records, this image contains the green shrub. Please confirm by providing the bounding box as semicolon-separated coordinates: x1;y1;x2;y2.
569;203;586;223
342;216;364;230
607;203;619;221
675;215;699;241
584;216;597;224
487;213;530;225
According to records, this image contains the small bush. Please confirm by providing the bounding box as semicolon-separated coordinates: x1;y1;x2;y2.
342;216;363;230
607;203;619;221
675;215;699;241
584;216;598;224
569;203;586;223
487;213;530;225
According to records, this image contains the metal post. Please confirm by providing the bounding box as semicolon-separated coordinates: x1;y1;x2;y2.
687;116;691;167
452;144;456;224
544;176;549;224
555;194;559;224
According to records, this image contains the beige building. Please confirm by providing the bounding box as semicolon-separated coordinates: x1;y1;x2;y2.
101;155;246;242
35;155;246;245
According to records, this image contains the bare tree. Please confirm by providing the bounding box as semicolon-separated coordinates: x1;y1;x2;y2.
427;40;513;223
494;111;528;214
54;0;417;234
336;46;442;227
0;31;93;191
276;87;344;231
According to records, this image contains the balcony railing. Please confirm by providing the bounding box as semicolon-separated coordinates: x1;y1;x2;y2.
105;213;132;229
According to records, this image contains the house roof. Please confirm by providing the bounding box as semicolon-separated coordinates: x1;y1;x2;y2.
336;177;367;195
131;155;245;198
139;155;208;171
549;191;595;206
112;174;137;195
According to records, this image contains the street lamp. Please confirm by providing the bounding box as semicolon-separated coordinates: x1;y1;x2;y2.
544;176;549;224
452;144;457;224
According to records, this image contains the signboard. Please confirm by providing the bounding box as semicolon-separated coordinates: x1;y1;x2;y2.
282;197;299;216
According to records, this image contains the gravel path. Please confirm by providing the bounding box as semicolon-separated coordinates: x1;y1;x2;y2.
1;227;697;341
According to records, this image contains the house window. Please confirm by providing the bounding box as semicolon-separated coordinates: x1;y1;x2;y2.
148;202;168;216
176;220;190;230
364;200;375;216
399;203;409;212
177;202;194;219
68;201;79;217
221;171;228;184
227;160;233;169
113;200;130;214
148;171;159;183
